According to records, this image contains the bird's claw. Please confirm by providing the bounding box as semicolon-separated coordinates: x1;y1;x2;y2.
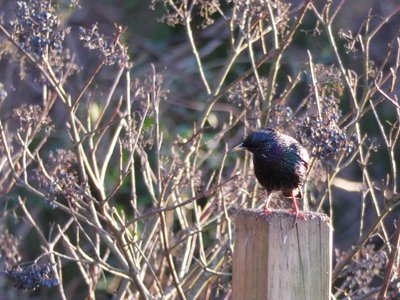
289;209;306;219
289;209;306;228
262;208;273;215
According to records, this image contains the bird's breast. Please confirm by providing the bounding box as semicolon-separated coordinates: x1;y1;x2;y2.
253;153;302;192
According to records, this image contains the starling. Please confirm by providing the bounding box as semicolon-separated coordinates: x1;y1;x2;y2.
233;129;309;220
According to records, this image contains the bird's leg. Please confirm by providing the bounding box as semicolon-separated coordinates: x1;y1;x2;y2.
262;192;273;215
289;191;305;226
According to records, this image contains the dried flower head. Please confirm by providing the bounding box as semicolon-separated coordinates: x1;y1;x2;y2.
79;23;131;68
297;115;357;160
54;172;83;205
231;0;291;37
0;225;21;266
150;0;220;28
228;77;268;106
313;64;344;97
267;104;293;130
0;83;8;103
338;28;357;54
45;149;77;177
12;104;52;132
3;262;59;291
274;0;291;35
296;70;356;160
228;76;267;128
161;146;203;195
10;1;69;60
232;0;269;20
335;244;387;297
197;0;220;28
122;68;168;149
32;150;80;207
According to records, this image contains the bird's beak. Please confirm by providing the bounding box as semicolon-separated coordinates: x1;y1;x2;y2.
229;143;244;153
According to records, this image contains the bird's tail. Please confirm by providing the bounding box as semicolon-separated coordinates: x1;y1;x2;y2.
282;188;302;199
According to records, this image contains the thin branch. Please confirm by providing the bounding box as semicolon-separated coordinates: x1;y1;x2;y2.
377;217;400;300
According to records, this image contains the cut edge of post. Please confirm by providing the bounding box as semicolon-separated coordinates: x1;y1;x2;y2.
229;207;331;225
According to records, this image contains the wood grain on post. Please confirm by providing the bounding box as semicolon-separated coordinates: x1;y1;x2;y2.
232;209;332;300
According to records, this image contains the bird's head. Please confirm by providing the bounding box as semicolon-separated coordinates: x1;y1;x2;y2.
231;129;276;154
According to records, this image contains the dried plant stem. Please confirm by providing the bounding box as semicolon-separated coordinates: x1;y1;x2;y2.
332;209;390;280
17;197;67;300
355;122;390;248
1;0;399;298
263;0;312;121
377;217;400;300
246;34;266;103
307;51;322;118
311;4;359;117
185;18;211;94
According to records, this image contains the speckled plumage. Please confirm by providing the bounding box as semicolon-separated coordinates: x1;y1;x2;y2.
237;128;309;216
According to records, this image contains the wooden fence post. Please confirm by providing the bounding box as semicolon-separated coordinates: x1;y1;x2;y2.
232;209;332;300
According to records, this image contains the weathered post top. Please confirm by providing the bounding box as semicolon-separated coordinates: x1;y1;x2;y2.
232;209;332;300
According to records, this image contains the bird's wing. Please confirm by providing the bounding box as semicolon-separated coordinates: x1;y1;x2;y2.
279;135;309;166
289;143;309;167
